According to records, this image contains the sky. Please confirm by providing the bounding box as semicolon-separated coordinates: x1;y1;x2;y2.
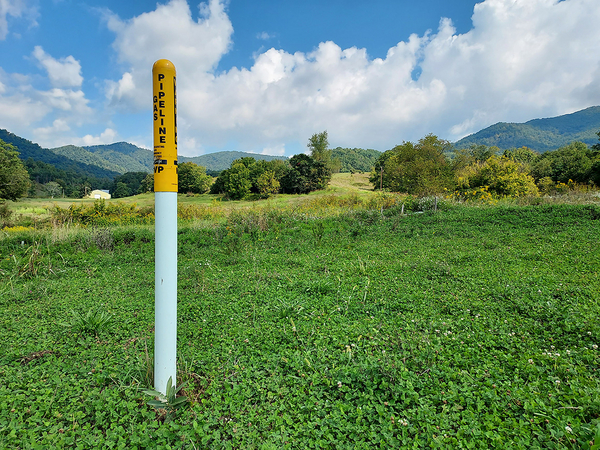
1;0;600;157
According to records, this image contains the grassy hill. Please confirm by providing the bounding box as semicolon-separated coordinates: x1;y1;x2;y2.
454;105;600;152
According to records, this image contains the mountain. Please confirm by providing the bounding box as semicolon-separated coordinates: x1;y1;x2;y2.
0;129;119;179
454;106;600;152
179;151;287;171
83;142;153;173
50;143;287;174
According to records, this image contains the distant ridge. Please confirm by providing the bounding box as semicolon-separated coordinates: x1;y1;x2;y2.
0;129;118;179
50;143;287;174
180;151;287;172
454;106;600;152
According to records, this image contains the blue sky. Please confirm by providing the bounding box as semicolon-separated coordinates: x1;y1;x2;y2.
1;0;599;157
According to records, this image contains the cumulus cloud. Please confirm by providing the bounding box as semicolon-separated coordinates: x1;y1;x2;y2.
0;0;38;40
0;61;92;147
102;0;600;155
77;128;118;146
33;122;118;148
103;0;232;110
32;46;83;88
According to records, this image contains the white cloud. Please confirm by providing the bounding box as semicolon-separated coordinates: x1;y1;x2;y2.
32;123;118;148
40;88;92;118
103;0;233;110
102;0;600;154
256;31;274;41
0;0;38;40
77;128;118;146
0;65;93;147
261;144;285;156
32;46;83;88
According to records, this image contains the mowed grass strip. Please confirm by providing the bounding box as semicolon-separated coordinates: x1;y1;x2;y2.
0;203;599;449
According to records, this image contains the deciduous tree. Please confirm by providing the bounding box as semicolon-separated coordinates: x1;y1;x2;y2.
0;139;31;201
373;134;455;195
178;162;212;194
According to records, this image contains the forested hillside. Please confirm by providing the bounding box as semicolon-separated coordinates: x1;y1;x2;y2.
454;106;600;152
331;147;380;173
180;151;287;172
0;129;118;179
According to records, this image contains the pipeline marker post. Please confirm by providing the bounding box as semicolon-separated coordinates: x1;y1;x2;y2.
152;59;178;395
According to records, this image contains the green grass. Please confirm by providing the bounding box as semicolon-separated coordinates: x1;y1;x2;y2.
0;203;599;448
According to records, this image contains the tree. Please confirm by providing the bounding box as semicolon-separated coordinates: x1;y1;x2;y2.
111;172;148;198
373;134;455;195
452;144;500;174
307;131;339;173
256;170;280;198
223;163;252;200
308;131;329;161
0;139;31;201
531;142;594;183
592;130;600;152
140;173;154;193
112;182;131;199
502;147;540;165
211;158;290;198
44;181;62;198
178;162;212;194
280;154;331;194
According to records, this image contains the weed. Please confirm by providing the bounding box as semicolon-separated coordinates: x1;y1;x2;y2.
142;377;189;422
65;306;114;336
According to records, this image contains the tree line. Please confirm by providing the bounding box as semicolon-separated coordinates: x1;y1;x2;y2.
2;129;600;203
370;133;600;198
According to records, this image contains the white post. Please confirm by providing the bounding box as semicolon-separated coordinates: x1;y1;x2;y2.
153;59;178;395
154;191;177;394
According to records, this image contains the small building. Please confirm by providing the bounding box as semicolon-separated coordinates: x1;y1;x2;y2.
89;189;111;199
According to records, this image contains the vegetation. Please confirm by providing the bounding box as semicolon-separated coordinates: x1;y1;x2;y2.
110;172;149;199
331;147;381;173
307;130;339;173
0;139;31;201
23;158;113;199
371;131;600;200
454;105;600;152
177;163;212;195
281;154;331;194
0;197;599;448
0;129;119;180
181;151;287;173
211;146;331;200
211;158;287;199
370;134;455;195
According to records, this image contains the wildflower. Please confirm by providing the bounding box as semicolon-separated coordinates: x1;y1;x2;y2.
528;359;534;364
565;426;572;433
555;380;560;386
337;381;342;388
593;344;598;350
400;419;408;426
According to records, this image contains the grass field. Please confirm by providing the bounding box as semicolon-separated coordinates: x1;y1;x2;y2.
0;185;600;448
